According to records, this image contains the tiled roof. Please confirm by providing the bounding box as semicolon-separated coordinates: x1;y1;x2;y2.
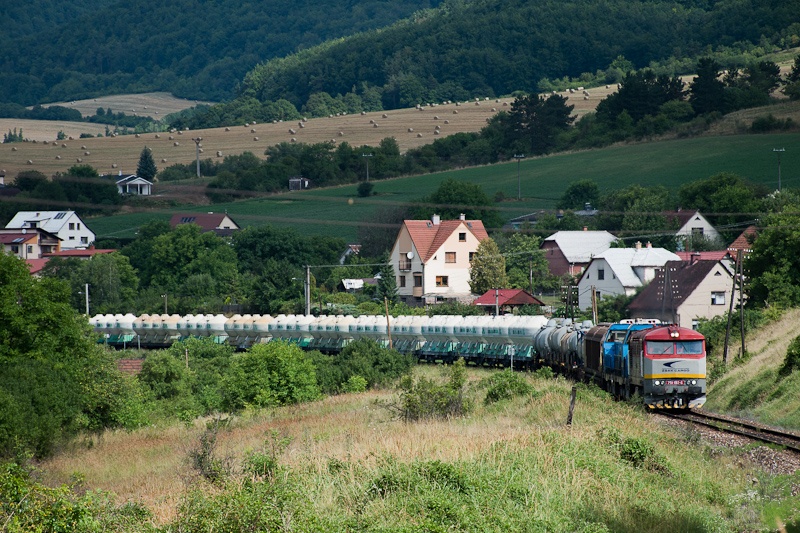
542;231;617;263
728;226;757;255
675;251;730;262
26;258;50;274
404;218;488;263
664;209;698;228
473;289;544;306
5;211;79;234
592;247;681;288
169;213;240;232
116;358;145;375
628;260;724;314
0;232;35;244
45;248;116;257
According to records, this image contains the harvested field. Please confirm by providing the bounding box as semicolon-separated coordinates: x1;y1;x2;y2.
0;89;617;179
41;92;213;119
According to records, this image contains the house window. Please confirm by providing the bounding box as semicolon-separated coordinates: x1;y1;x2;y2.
10;245;18;254
469;252;475;262
81;236;88;244
597;268;605;281
445;252;456;263
436;276;449;287
77;223;81;230
26;245;33;254
414;275;422;287
400;276;406;287
458;232;466;242
692;227;704;236
69;223;75;230
711;292;725;305
69;236;75;240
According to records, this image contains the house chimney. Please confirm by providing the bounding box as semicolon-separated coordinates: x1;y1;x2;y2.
691;252;700;265
582;226;588;231
646;241;652;248
432;214;440;225
635;241;642;250
459;213;465;220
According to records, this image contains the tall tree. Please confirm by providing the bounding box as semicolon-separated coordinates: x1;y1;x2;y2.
468;238;508;295
557;179;600;210
506;93;575;155
784;54;800;100
137;146;157;181
689;57;727;115
596;70;684;124
376;257;399;305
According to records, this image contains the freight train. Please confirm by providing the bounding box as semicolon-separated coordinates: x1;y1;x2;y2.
91;313;706;409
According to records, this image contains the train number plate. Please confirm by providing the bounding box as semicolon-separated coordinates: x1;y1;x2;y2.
664;380;685;386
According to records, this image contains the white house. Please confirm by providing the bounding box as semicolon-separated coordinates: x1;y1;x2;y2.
668;209;721;245
5;211;94;250
116;174;153;195
628;259;737;329
390;214;489;306
577;242;680;310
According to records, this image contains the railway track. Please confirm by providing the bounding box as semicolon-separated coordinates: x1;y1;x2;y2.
660;410;800;452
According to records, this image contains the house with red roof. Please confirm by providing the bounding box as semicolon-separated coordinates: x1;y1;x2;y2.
727;225;757;261
0;227;61;259
390;214;489;305
473;288;544;315
169;212;240;236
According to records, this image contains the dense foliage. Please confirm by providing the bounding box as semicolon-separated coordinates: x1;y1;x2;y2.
0;0;442;104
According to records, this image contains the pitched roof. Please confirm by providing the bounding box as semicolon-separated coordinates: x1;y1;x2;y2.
116;174;152;185
44;248;116;258
473;289;544;306
0;232;36;244
728;225;757;256
169;213;240;232
542;231;617;263
5;211;81;233
628;260;727;315
403;218;488;263
25;258;50;274
116;358;145;375
591;247;681;288
675;251;730;262
664;209;699;228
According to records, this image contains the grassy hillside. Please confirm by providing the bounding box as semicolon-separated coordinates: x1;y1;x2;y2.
86;130;800;241
37;365;793;530
706;308;800;428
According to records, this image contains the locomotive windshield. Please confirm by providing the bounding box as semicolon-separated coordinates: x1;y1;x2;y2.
646;340;704;355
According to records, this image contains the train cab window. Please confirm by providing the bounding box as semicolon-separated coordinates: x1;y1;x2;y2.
676;341;703;354
646;341;674;355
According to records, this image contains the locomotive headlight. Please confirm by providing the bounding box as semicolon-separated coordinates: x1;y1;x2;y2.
654;380;661;386
691;380;697;385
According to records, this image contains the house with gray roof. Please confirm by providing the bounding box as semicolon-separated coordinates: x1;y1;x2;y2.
541;230;618;277
577;242;680;310
5;211;94;250
628;259;735;329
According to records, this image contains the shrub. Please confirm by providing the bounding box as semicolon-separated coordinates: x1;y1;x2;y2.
188;418;232;484
242;430;292;480
779;334;800;377
395;359;472;421
482;369;534;404
357;181;374;197
309;338;414;394
342;375;368;393
222;342;320;410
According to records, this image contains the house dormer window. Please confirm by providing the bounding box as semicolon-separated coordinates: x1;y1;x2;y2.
458;232;466;242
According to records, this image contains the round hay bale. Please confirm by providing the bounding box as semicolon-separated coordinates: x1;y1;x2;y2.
199;148;203;153
373;123;379;128
84;151;90;155
382;113;388;118
338;131;344;136
69;136;74;140
11;147;17;151
178;130;183;135
606;85;610;89
491;108;496;112
81;145;87;149
299;123;305;128
111;163;117;168
434;130;440;135
503;102;509;106
444;120;450;124
416;133;423;137
291;137;296;142
408;128;414;132
302;117;307;122
435;125;440;130
62;143;67;148
475;98;480;102
173;141;180;146
251;128;256;133
245;122;250;127
434;116;439;120
135;133;140;138
225;127;231;131
161;158;167;163
170;128;177;133
361;111;367;115
474;101;480;106
27;160;33;164
55;155;61;160
369;119;375;124
155;134;160;138
253;137;259;141
216;151;223;157
169;136;174;140
76;158;82;163
52;141;57;146
455;102;461;106
289;128;296;134
453;110;458;114
252;121;257;125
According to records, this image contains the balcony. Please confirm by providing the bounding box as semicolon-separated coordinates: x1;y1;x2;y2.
398;259;412;271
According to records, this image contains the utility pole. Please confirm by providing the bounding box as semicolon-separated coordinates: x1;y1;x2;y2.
84;283;90;315
738;249;745;358
591;285;597;324
305;265;311;316
773;148;785;191
192;137;203;178
514;154;525;199
362;152;373;181
161;293;168;314
494;287;500;316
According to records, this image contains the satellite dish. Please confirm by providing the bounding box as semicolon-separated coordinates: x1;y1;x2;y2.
22;229;26;234
406;251;414;259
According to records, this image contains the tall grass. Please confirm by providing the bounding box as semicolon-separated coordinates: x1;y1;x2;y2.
35;365;789;531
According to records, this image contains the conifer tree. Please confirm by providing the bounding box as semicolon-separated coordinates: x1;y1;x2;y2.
137;146;157;181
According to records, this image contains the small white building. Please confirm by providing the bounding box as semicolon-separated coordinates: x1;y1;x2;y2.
5;211;94;250
668;209;721;244
577;242;680;310
116;174;153;195
390;214;488;306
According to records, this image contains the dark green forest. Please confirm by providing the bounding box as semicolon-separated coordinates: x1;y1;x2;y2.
0;0;442;105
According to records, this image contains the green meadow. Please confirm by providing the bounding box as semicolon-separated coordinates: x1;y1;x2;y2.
89;132;799;242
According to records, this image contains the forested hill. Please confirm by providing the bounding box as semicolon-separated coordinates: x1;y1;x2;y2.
240;0;800;110
0;0;442;105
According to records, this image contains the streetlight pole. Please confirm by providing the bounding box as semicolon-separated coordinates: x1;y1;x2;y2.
774;148;785;191
362;152;373;181
513;154;525;199
161;293;168;314
84;283;90;315
192;137;203;178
